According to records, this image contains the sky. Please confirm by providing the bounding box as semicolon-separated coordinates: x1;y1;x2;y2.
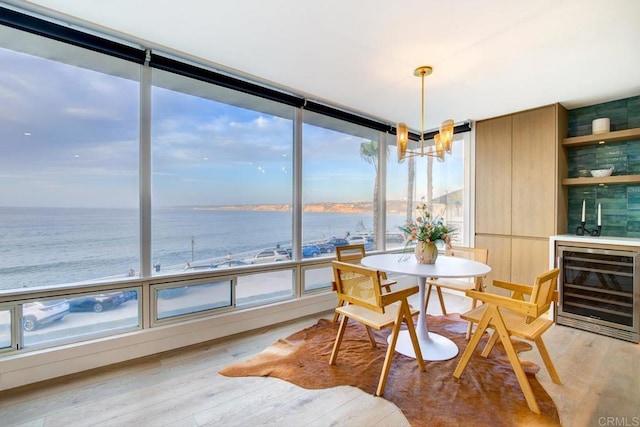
0;44;463;209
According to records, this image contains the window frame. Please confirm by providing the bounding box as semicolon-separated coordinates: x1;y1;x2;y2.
0;8;473;358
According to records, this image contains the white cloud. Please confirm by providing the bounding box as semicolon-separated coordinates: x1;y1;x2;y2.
63;106;122;120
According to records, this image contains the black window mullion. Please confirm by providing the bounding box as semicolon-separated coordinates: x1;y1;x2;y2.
304;100;393;133
422;121;472;141
1;7;472;139
0;6;145;64
150;53;304;108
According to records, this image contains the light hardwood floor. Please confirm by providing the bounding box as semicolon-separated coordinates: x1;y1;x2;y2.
0;291;638;427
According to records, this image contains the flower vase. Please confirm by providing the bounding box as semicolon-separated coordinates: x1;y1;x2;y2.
415;241;438;264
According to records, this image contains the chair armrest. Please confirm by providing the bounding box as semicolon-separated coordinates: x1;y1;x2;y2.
380;285;419;306
493;280;533;295
466;290;541;318
425;277;479;292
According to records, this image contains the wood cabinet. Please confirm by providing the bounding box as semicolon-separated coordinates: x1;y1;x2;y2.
475;235;511;295
475;104;567;286
511;237;549;284
475;116;511;235
512;107;558;237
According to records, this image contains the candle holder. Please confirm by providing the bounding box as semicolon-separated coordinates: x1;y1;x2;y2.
576;221;601;236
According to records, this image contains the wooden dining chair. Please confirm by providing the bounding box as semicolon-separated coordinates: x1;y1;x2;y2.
330;260;425;396
331;244;397;323
425;246;488;338
452;268;561;414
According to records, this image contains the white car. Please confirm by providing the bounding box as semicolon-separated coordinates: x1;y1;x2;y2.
347;236;368;245
250;248;290;264
23;300;69;332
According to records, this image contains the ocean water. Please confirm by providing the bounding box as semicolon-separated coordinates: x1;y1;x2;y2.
0;207;405;291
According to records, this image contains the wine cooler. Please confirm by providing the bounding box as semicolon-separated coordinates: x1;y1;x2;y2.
557;245;640;343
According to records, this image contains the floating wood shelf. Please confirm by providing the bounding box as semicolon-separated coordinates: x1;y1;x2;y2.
562;175;640;186
562;127;640;148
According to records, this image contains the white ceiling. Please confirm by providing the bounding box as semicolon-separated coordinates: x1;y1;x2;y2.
11;0;640;131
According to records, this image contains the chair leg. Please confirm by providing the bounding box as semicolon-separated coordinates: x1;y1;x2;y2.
436;287;447;315
465;302;477;340
329;316;349;365
481;330;499;357
453;306;493;379
424;284;433;312
376;310;403;396
492;310;541;414
402;302;425;372
381;273;392;293
332;300;345;323
375;302;424;397
465;322;474;340
466;280;483;339
535;337;562;384
365;326;377;348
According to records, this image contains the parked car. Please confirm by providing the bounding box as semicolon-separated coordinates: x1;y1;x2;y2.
386;232;405;243
214;260;249;268
347;236;368;245
302;244;321;258
68;292;126;313
284;244;322;258
184;262;214;271
22;300;69;331
316;237;349;253
250;248;290;264
158;286;189;299
122;290;138;301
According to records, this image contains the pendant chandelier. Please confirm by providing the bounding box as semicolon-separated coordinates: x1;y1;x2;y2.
396;66;454;163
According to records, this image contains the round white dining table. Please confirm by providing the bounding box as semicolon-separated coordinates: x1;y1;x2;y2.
361;253;491;361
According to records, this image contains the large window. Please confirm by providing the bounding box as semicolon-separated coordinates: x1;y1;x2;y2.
386;134;469;250
154;281;230;321
0;11;473;357
301;113;379;259
0;308;11;351
23;291;140;349
151;69;295;302
0;26;140;292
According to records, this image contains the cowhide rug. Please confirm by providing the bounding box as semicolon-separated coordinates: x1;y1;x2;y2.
219;314;560;427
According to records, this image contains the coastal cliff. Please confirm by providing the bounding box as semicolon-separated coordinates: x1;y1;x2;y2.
192;200;410;215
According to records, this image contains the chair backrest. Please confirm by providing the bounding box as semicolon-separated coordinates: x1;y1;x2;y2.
446;245;489;264
335;244;366;265
529;268;560;315
332;261;384;313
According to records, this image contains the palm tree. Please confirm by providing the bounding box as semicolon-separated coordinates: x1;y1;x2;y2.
359;140;384;244
406;156;415;222
427;154;434;215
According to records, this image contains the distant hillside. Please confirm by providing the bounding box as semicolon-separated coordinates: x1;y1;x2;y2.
193;200;410;214
191;192;462;215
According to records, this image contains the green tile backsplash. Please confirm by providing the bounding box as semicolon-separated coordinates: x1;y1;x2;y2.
567;95;640;238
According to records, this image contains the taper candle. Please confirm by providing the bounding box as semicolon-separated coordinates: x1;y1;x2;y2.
581;200;586;222
598;203;601;226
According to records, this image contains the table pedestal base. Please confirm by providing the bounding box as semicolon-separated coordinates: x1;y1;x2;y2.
388;330;459;361
360;254;490;362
